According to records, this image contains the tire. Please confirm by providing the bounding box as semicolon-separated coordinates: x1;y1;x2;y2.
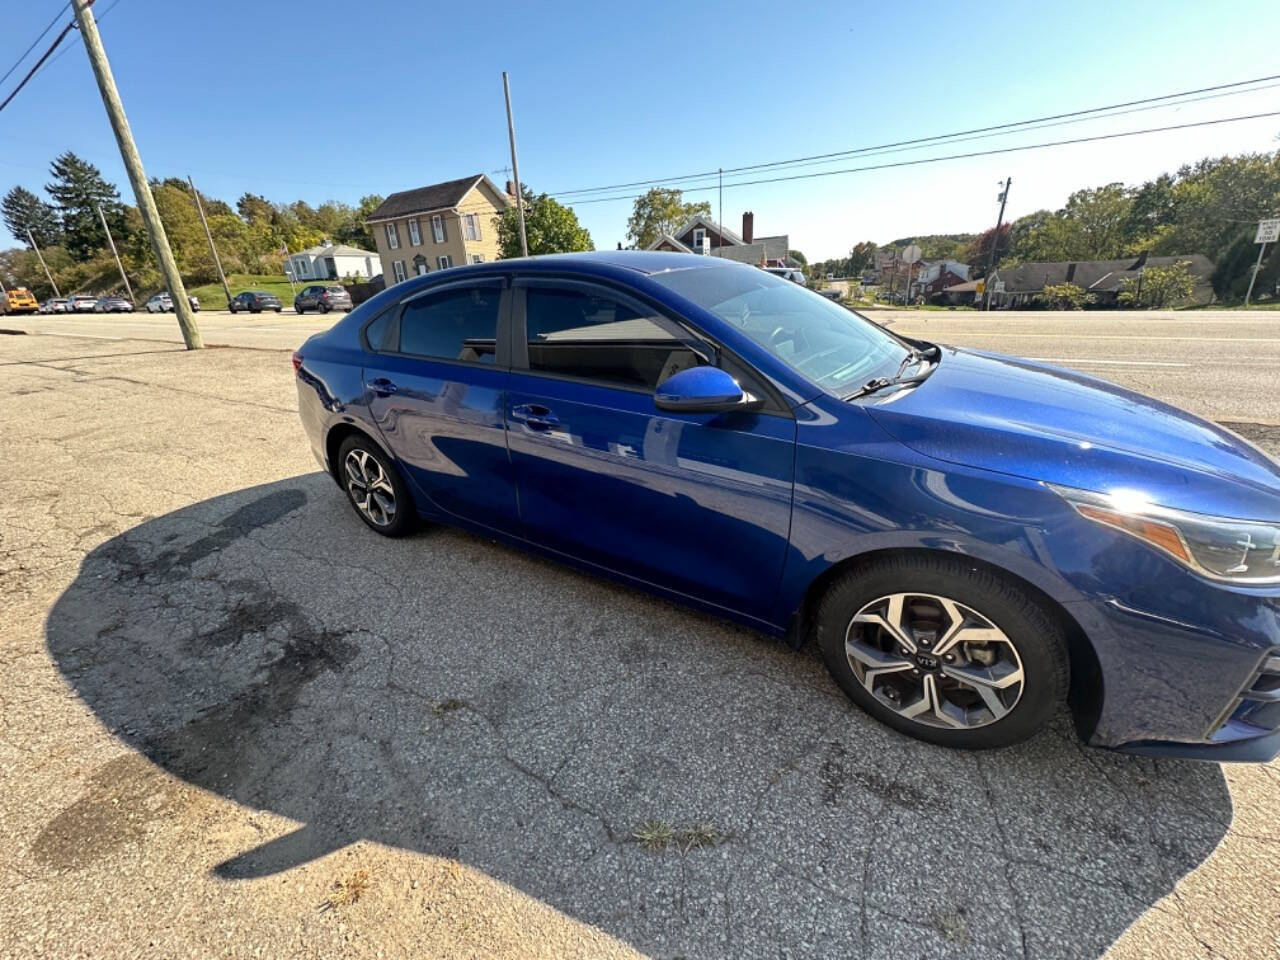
275;307;282;313
815;554;1068;750
319;302;330;314
229;304;237;314
336;434;415;537
295;304;305;314
251;308;261;314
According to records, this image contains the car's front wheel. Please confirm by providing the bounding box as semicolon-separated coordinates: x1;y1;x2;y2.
336;434;415;537
816;554;1068;750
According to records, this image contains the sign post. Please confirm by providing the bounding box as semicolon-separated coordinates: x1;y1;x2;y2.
1245;218;1279;307
900;243;921;303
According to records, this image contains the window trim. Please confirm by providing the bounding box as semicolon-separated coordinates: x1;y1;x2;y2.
392;259;407;283
509;275;789;416
385;222;400;250
463;212;480;242
408;218;422;246
432;214;445;244
437;255;453;270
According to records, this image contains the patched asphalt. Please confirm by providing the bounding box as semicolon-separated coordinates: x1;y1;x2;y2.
2;329;1279;959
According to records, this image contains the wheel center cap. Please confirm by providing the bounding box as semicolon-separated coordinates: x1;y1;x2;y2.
915;652;939;671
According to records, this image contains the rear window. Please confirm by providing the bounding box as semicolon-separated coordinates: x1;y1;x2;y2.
398;285;500;364
326;286;346;293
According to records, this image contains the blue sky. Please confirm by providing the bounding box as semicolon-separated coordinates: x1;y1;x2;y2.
2;0;1279;259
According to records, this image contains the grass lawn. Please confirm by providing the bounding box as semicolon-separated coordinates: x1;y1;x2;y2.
184;274;304;308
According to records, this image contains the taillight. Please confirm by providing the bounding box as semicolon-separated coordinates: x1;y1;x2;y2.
291;351;303;373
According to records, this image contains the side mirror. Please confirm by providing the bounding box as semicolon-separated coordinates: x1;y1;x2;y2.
654;366;762;414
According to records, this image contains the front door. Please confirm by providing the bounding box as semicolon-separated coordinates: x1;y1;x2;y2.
505;279;795;621
365;278;519;535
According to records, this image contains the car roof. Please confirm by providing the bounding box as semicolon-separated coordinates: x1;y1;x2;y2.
490;250;745;276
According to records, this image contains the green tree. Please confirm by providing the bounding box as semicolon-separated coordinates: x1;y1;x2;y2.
787;249;807;267
2;186;61;248
625;188;711;249
332;194;383;250
1035;282;1093;310
44;152;127;261
236;193;274;223
495;186;593;258
848;241;878;274
1118;260;1197;308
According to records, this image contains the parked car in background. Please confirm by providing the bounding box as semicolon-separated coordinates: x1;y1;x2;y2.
5;287;40;314
294;284;353;314
229;290;283;314
764;266;806;284
94;295;134;313
68;294;99;313
41;298;70;313
144;292;200;313
293;251;1280;761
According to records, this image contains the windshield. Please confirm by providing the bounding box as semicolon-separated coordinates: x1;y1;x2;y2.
650;265;910;393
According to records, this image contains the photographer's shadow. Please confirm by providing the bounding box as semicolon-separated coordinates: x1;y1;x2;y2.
44;476;1231;958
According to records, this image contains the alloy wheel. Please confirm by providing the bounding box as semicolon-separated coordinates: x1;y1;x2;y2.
845;592;1025;729
344;449;397;527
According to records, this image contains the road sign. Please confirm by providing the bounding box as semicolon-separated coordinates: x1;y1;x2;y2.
975;280;986;294
993;280;1006;294
1257;219;1280;244
901;244;922;264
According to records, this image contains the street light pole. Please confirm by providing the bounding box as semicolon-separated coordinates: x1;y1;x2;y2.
97;203;133;304
72;0;201;348
502;71;528;258
982;177;1011;311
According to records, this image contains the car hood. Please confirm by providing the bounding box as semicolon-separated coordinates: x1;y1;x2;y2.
866;347;1280;519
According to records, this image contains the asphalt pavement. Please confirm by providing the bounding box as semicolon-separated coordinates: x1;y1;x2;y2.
1;323;1279;959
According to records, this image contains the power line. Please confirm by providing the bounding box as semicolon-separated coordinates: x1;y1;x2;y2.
32;0;122;78
0;4;65;89
565;110;1280;206
550;73;1280;198
0;19;76;116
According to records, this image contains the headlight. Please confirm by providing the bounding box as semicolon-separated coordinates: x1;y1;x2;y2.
1051;484;1280;584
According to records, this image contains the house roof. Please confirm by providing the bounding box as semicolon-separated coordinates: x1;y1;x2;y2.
366;174;509;224
672;214;744;246
294;243;375;258
992;254;1212;293
649;234;692;253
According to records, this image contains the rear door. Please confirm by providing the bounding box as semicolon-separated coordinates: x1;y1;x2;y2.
504;277;796;620
363;277;520;535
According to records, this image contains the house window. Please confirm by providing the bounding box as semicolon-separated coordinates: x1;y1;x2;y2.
470;254;485;264
295;258;309;278
385;223;400;250
432;214;446;244
408;219;422;246
693;228;705;251
463;213;481;242
392;259;407;283
416;261;428;276
437;255;453;270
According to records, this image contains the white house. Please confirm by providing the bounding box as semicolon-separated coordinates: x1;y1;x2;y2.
286;242;380;282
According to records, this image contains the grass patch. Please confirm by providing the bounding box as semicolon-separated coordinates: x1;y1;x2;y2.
182;274;301;309
633;819;727;852
431;697;467;717
322;868;372;911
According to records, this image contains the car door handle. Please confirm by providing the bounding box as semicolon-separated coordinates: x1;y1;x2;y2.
510;403;559;429
369;377;398;396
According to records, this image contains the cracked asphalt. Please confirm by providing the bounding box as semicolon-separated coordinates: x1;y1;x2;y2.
3;327;1280;959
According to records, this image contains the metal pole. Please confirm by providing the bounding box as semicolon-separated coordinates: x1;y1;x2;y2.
188;176;231;307
72;0;201;348
1244;241;1267;307
502;71;528;258
280;242;298;294
26;228;59;297
717;168;723;257
982;177;1011;311
97;203;134;304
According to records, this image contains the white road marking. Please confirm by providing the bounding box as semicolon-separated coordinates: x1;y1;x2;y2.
1027;357;1189;367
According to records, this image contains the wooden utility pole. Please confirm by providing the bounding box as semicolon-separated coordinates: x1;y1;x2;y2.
502;72;528;257
97;203;134;303
189;176;232;307
27;229;60;297
72;0;201;348
981;177;1011;311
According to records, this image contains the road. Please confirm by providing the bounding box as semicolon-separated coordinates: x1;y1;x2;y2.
10;306;1280;424
1;319;1279;959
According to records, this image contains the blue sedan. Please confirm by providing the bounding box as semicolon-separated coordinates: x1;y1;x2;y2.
294;251;1280;760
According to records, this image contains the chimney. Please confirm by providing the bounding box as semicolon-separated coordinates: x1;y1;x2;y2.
742;211;754;245
505;180;516;198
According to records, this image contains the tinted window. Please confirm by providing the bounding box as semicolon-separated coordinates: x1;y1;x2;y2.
524;286;697;391
650;266;908;394
398;285;500;364
364;309;394;351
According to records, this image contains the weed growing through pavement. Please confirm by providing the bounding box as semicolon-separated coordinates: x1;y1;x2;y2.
633;819;727;852
322;868;372;911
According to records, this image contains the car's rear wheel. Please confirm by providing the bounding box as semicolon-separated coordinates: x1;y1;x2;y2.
815;554;1068;750
336;435;415;537
319;302;330;313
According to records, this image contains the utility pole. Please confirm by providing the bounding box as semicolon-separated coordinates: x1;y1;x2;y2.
982;177;1011;311
97;203;133;304
189;175;231;307
27;229;60;297
502;71;528;257
72;0;201;348
717;168;723;257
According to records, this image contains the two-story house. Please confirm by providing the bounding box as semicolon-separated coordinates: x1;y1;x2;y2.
647;212;794;267
367;174;511;283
